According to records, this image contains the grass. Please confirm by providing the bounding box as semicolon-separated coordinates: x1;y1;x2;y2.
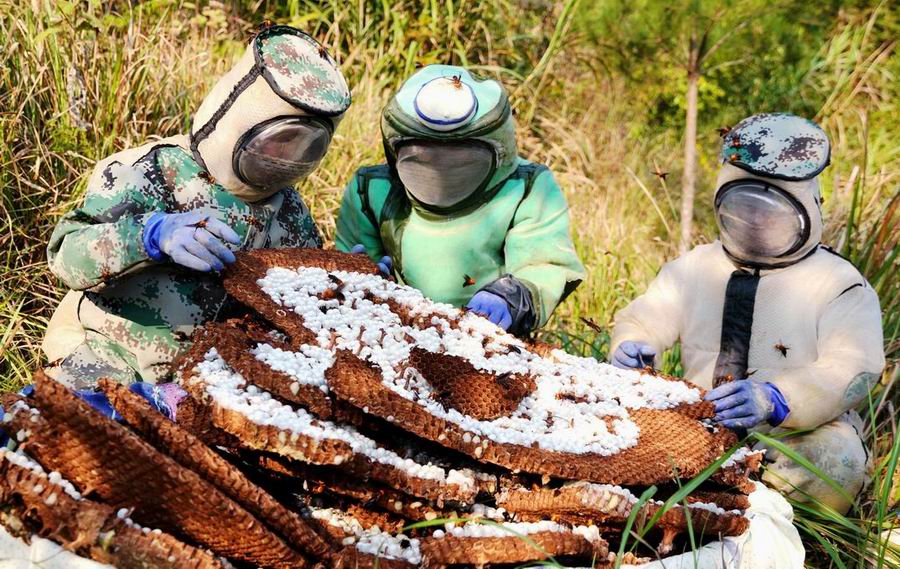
0;1;897;566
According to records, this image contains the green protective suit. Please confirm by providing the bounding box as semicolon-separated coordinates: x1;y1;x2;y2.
335;65;584;333
42;26;350;388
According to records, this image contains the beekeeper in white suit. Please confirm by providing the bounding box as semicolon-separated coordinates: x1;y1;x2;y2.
611;113;885;514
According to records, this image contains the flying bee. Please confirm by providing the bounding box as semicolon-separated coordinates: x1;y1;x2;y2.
651;167;669;181
462;274;476;287
774;343;790;357
717;126;732;138
450;75;463;90
327;274;344;287
198;170;216;185
318;46;329;59
579;317;604;335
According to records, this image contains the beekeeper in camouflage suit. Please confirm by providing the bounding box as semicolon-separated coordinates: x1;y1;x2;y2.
335;65;585;336
41;25;351;389
610;113;885;513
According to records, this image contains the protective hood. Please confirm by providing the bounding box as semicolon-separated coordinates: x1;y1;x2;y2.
715;163;823;269
721;113;830;181
190;25;351;202
381;64;518;214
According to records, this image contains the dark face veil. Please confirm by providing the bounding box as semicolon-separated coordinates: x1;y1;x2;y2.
395;140;495;208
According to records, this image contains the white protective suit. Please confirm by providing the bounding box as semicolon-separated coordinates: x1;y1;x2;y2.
612;162;885;513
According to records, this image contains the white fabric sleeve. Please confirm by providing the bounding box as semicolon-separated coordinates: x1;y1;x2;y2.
758;283;885;430
610;257;687;366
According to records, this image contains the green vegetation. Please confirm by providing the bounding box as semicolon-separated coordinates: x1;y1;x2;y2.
0;0;896;566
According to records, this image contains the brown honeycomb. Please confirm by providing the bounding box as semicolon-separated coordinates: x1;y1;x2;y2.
0;449;224;568
99;378;332;559
4;248;764;567
6;373;310;568
419;530;608;566
408;347;536;420
325;349;731;485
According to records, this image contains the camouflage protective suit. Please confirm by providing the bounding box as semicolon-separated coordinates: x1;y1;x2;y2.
42;26;351;388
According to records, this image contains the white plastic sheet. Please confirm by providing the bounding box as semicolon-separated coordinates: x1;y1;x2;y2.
622;482;804;569
0;526;112;569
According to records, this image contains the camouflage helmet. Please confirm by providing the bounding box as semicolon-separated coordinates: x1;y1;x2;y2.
381;65;518;211
190;25;351;202
721;113;830;181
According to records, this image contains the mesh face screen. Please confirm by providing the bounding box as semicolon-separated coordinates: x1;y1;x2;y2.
396;141;494;207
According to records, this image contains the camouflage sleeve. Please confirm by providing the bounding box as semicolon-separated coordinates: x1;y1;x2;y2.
47;155;169;291
270;188;323;248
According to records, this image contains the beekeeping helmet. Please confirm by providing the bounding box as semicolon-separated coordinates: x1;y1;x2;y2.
190;25;351;202
381;65;518;214
714;113;830;269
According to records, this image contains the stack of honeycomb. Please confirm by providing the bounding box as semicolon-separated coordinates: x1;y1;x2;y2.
0;249;763;568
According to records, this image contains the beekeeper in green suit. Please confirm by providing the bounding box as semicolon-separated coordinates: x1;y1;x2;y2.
335;65;585;336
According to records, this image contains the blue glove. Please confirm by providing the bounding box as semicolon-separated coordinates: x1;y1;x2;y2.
350;244;392;277
0;383;186;447
144;211;240;272
704;379;790;429
466;291;513;330
612;341;657;369
77;382;187;422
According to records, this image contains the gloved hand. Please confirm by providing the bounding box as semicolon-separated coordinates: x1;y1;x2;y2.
466;291;513;330
143;211;240;272
0;383;187;447
704;379;790;430
76;382;188;422
350;244;392;277
612;341;656;369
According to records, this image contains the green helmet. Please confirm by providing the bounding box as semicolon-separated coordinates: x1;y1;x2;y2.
381;65;518;213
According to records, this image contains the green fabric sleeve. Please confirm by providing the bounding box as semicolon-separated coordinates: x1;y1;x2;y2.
334;173;386;258
47;160;167;291
503;169;585;327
